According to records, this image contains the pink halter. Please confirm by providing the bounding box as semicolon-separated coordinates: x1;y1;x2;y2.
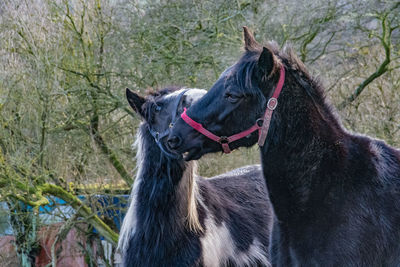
181;66;285;153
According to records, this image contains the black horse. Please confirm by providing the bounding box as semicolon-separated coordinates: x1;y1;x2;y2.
119;86;273;267
168;28;400;266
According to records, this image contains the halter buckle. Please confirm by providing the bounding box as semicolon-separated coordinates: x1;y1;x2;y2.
169;123;174;128
267;97;278;110
219;136;229;144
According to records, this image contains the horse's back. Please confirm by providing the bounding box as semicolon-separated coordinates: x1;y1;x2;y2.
206;165;271;217
208;164;267;196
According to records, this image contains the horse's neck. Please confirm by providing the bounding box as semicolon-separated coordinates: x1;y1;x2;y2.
261;75;345;220
135;128;195;231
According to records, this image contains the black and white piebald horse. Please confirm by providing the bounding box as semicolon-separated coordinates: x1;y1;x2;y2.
119;86;273;267
168;27;400;266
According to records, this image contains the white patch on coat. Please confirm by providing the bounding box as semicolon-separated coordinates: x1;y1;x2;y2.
200;215;271;267
201;217;235;267
118;129;145;253
237;239;271;267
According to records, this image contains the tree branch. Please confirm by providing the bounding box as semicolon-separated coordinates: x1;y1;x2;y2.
338;10;394;109
0;148;119;246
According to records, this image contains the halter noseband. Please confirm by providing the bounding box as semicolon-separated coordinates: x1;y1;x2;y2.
181;66;285;153
148;89;188;159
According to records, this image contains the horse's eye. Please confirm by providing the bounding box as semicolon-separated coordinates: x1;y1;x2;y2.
152;104;162;113
225;92;243;103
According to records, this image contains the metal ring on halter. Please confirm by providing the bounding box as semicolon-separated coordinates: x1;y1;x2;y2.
267;97;278;110
219;136;229;144
256;118;264;128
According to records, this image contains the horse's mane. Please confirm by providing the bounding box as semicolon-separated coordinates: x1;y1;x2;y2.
148;86;203;232
153;87;203;232
118;86;204;253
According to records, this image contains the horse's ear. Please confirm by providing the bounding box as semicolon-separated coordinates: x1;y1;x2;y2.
257;47;276;78
243;26;259;51
126;88;146;117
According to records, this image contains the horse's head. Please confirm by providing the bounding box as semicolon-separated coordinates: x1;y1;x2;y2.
126;87;207;158
168;27;284;160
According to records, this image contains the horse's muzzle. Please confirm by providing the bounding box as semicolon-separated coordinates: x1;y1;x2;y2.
167;135;182;150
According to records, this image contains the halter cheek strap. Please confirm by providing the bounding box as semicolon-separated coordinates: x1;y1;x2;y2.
180;66;285;153
258;65;285;146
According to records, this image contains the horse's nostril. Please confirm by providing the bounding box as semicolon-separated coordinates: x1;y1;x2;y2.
167;136;182;149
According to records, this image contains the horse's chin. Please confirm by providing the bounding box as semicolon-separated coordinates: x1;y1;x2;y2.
184;147;203;161
183;145;219;161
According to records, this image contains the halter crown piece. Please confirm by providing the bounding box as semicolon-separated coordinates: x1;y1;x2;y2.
181;66;285;153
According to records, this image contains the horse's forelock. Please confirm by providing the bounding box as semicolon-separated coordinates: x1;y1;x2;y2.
232;42;286;94
228;51;261;95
